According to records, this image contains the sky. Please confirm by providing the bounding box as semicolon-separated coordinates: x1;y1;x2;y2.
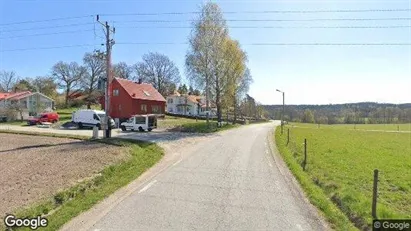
0;0;410;105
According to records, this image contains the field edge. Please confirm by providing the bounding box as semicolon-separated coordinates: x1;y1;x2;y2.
273;126;358;231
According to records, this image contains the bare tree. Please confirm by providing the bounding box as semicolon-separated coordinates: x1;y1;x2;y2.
0;70;19;92
134;52;181;96
52;61;87;108
83;52;105;108
113;62;133;79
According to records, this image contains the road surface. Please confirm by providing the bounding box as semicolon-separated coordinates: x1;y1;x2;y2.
61;121;328;231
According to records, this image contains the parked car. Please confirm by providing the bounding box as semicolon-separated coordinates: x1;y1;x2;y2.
120;114;157;132
72;109;115;129
27;112;59;125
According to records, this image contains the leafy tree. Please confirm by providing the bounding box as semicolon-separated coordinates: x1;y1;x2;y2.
32;76;58;99
113;62;133;79
0;70;18;92
186;2;228;125
302;109;315;123
13;79;36;92
83;52;105;109
52;61;87;108
178;84;188;94
134;52;181;96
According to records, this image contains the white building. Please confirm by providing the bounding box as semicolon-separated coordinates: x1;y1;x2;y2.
166;91;216;116
0;91;54;120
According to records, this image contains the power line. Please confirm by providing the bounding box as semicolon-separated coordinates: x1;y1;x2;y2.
0;44;100;52
0;29;94;39
100;8;411;16
117;42;411;46
113;18;411;24
0;15;94;27
118;25;411;29
0;22;94;33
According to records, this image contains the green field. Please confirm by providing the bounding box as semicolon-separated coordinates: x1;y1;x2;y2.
289;122;411;132
275;123;411;230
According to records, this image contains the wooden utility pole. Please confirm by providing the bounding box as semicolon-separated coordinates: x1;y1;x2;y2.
97;15;115;138
372;169;379;219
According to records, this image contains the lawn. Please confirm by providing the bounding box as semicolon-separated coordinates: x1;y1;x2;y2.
7;137;163;231
158;115;240;133
275;123;411;230
157;115;206;129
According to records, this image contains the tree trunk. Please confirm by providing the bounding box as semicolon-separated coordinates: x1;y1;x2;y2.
65;87;70;108
216;76;221;127
233;96;237;124
205;74;209;126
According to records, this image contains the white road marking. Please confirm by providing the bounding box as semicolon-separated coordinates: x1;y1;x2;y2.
138;180;157;193
172;159;182;166
93;229;101;231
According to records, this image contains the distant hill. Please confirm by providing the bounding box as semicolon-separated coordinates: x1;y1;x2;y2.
262;102;411;124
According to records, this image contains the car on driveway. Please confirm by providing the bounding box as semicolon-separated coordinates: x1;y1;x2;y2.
120;114;157;132
27;112;59;125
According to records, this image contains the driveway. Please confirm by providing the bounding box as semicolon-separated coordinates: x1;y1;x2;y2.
61;121;328;231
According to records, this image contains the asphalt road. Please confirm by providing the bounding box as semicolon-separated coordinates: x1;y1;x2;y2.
63;121;328;231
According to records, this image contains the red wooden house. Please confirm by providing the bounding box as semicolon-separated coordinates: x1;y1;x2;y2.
101;77;166;120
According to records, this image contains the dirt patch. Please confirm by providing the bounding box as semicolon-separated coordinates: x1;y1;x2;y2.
0;134;130;217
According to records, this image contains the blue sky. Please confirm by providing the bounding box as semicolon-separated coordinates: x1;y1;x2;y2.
0;0;410;105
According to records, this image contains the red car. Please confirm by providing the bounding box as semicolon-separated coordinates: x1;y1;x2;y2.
27;112;59;125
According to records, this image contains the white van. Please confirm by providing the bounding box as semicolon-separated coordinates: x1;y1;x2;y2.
72;110;115;129
120;114;157;132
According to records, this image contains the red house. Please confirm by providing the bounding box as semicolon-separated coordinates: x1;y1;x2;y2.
101;77;166;120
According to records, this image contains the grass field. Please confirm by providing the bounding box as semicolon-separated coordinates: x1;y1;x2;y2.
289;122;411;132
275;123;411;230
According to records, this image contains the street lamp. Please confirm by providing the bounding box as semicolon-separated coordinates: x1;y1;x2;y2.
276;89;285;135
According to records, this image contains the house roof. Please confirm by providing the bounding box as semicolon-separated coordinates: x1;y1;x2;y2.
114;78;166;102
0;91;54;101
0;91;31;100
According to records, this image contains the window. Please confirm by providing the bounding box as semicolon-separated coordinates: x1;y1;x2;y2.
167;98;173;104
141;104;147;112
118;104;122;111
152;105;161;113
135;117;146;124
93;114;100;121
113;89;119;96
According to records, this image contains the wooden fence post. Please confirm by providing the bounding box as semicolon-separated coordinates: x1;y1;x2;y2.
303;139;307;171
287;128;290;146
372;169;379;219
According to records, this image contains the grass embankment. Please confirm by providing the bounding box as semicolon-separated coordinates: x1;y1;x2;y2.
10;137;163;231
275;124;411;230
159;115;240;133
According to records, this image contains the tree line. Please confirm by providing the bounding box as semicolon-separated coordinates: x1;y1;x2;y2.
264;102;411;124
0;51;189;109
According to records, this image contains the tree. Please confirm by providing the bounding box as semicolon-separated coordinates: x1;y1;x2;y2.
134;52;181;96
186;2;229;125
52;61;87;108
178;84;188;94
32;76;58;99
13;79;36;92
302;109;315;123
0;70;18;92
113;62;132;79
83;52;105;109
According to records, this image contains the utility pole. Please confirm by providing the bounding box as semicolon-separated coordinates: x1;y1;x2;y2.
97;15;115;138
276;89;285;135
